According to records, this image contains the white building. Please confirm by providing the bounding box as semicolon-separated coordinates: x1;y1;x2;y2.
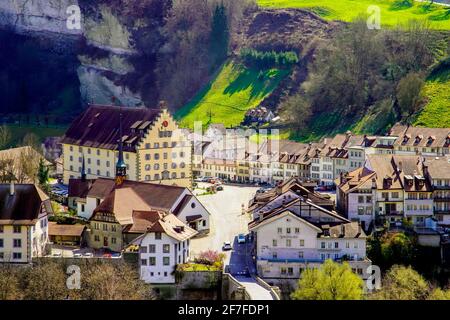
127;211;197;284
0;183;52;263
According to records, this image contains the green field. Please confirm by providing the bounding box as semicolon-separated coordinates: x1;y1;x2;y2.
414;66;450;127
175;61;289;128
258;0;450;29
3;124;67;148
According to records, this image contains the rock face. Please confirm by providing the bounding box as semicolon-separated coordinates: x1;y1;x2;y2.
0;0;147;109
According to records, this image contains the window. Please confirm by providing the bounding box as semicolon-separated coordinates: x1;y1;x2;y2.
299;239;305;247
358;196;364;203
149;244;156;253
321;242;326;249
346;242;350;248
145;164;151;171
155;232;162;240
154;163;160;170
154;153;160;160
13;252;22;260
81;204;85;212
286;228;291;234
140;246;147;253
334;242;339;249
298;251;304;258
149;257;156;265
272;239;277;247
0;226;3;233
392;192;399;199
145;143;151;149
13;239;21;248
0;239;3;247
286;239;291;247
97;159;100;166
287;267;294;275
141;259;147;266
154;143;160;148
277;227;282;234
191;202;196;209
295;228;300;234
111;237;116;244
163;257;170;266
103;224;108;231
280;267;287;275
272;252;277;259
13;226;21;233
163;244;170;253
94;235;100;242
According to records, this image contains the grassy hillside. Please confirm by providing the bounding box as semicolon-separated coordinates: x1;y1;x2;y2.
4;125;67;149
175;61;289;128
258;0;450;30
414;64;450;127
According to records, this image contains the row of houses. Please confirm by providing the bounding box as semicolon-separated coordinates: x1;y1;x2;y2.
336;154;450;232
195;124;450;186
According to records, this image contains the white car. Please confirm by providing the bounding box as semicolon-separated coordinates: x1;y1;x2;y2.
83;252;94;258
73;253;82;258
222;241;232;251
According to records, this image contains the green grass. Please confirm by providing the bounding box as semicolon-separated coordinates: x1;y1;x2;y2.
177;263;221;271
413;65;450;127
175;61;290;129
3;124;67;148
257;0;450;30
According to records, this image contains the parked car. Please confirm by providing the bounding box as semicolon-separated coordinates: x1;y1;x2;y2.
237;234;246;244
73;253;82;258
83;252;93;258
222;241;232;251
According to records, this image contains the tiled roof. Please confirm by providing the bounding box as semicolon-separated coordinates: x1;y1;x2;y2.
425;156;450;179
0;184;50;225
48;222;85;237
390;124;450;148
61;105;161;151
93;180;186;225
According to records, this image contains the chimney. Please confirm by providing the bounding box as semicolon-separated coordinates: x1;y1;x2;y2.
10;181;14;196
398;161;403;172
371;177;376;189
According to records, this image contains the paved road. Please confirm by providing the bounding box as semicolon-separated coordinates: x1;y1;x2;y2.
190;184;258;266
234;276;273;300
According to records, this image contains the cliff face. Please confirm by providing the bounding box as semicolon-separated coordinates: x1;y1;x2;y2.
0;0;165;112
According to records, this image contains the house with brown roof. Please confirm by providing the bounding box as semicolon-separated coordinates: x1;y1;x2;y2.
48;222;86;246
248;202;369;285
337;154;435;229
125;210;197;284
85;179;209;253
0;183;52;263
389;124;450;156
61;104;192;188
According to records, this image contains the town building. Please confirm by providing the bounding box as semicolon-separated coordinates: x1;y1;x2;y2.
0;183;52;263
126;210;197;284
425;156;450;226
248;179;369;285
48;222;86;246
61;104;192;188
389;124;450;156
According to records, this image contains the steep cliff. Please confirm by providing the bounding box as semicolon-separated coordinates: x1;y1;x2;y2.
0;0;168;113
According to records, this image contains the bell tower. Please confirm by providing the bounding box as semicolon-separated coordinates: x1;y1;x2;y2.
115;112;127;186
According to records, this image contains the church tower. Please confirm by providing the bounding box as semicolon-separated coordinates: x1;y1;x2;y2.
115;112;127;186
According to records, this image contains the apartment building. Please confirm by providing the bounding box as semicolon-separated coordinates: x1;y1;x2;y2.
338;154;436;229
425;156;450;226
248;181;369;284
389;124;450;156
61;104;191;188
0;183;52;263
126;210;197;284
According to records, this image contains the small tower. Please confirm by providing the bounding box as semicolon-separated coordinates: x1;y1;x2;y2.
115;112;127;186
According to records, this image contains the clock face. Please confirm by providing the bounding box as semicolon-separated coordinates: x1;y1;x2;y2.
162;120;169;128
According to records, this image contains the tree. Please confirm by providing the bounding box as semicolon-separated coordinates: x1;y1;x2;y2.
370;265;430;300
21;132;41;153
0;265;22;300
37;157;49;186
280;94;312;136
291;260;364;300
428;288;450;300
380;232;415;268
210;3;230;68
396;72;425;118
0;125;11;150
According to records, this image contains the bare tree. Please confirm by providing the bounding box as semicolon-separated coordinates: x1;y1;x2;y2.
0;125;11;150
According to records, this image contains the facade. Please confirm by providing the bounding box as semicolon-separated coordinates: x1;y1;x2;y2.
248;182;369;282
338;154;438;229
0;183;52;263
61;104;191;188
426;156;450;226
126;211;197;284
